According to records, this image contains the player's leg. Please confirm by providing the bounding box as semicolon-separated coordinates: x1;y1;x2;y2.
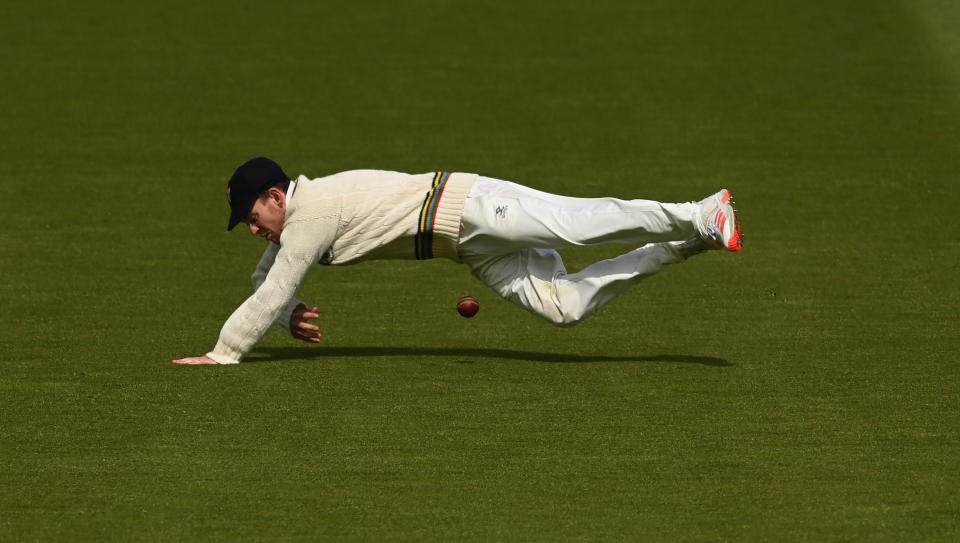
459;176;742;254
461;241;702;326
459;176;702;254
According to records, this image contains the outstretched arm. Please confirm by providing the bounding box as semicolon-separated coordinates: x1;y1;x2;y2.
174;216;337;365
173;303;321;364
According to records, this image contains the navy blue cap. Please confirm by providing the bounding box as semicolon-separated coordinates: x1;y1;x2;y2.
226;157;290;230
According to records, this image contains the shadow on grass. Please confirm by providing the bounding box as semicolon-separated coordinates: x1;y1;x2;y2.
243;346;731;367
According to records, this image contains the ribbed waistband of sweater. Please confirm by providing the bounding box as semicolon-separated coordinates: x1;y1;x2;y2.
414;172;476;262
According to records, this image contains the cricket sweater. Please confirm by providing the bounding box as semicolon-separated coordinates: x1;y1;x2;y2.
206;170;477;364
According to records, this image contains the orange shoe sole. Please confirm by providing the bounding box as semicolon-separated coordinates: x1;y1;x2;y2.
718;190;742;252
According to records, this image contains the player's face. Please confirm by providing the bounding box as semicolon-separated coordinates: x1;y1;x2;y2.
244;189;285;244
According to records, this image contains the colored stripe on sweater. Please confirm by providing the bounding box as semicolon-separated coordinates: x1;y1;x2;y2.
415;172;450;260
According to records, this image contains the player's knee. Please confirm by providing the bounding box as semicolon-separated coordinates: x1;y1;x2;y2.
518;293;581;327
546;312;583;327
544;285;589;327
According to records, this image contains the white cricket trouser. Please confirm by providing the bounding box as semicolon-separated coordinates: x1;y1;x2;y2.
457;176;700;326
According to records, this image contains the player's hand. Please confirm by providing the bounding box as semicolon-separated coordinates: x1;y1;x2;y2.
173;356;218;365
290;303;322;343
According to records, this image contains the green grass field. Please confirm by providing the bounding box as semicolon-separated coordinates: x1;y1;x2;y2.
2;0;958;540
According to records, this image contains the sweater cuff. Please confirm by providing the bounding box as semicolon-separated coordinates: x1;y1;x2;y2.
205;351;240;365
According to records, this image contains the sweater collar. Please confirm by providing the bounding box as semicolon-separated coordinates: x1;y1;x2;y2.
286;178;298;205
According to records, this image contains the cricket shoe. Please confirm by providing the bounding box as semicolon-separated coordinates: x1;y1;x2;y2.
696;189;742;251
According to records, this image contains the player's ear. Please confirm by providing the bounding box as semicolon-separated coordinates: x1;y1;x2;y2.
268;187;284;207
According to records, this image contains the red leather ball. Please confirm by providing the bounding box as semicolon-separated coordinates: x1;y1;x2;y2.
457;296;479;318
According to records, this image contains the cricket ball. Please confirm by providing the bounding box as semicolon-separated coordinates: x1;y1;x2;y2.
457;296;479;318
